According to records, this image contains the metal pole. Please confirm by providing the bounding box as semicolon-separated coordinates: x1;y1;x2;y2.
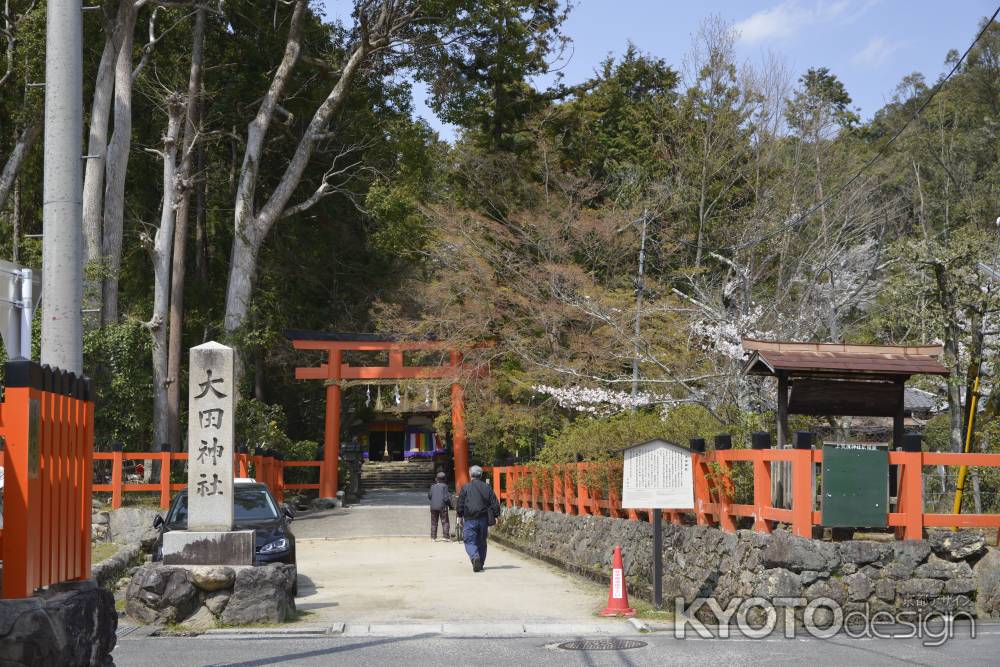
19;268;32;359
40;0;84;373
652;507;662;609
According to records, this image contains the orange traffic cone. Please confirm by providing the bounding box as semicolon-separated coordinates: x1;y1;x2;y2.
600;545;635;617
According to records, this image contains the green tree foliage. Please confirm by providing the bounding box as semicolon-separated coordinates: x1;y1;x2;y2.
84;321;153;449
537;405;719;464
422;0;570;150
7;6;1000;476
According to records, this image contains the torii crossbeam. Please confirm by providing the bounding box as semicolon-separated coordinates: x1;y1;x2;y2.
286;330;489;497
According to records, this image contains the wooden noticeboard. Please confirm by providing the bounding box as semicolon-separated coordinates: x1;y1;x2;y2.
621;439;693;509
821;443;889;528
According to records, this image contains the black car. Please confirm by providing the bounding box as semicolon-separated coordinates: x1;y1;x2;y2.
152;482;297;567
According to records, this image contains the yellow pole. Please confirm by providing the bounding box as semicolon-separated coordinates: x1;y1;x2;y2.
952;375;980;526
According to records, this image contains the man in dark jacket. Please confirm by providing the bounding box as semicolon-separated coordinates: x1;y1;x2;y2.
456;465;500;572
428;471;451;541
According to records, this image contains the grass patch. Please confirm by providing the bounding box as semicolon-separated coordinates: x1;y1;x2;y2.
91;542;120;564
115;598;127;613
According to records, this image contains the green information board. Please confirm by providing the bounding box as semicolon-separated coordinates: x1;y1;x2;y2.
821;443;888;528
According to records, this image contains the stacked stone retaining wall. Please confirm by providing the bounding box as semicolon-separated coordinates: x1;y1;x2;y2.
494;507;1000;621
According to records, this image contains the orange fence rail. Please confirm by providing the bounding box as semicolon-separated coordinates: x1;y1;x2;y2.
485;463;686;525
93;450;322;508
0;361;94;599
489;448;1000;540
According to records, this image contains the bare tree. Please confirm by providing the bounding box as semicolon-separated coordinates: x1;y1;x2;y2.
166;5;206;451
147;93;184;456
0;120;38;211
100;0;139;325
223;0;418;368
0;0;39;212
83;2;128;271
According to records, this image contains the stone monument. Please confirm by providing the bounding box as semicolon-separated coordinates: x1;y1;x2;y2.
162;341;254;565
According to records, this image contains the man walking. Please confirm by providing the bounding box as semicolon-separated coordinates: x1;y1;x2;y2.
456;465;500;572
428;471;451;541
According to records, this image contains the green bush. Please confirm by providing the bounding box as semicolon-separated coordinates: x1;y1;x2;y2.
84;320;153;450
537;404;721;463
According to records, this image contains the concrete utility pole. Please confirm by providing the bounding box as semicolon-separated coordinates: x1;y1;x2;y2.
630;210;649;405
40;0;84;373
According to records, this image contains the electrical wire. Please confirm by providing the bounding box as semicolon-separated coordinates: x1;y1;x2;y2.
719;5;1000;254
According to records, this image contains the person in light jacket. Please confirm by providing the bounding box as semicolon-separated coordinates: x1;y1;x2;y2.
428;471;451;541
456;465;501;572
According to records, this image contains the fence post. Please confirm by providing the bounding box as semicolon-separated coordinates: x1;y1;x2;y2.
111;443;124;509
791;448;813;538
159;451;171;509
81;387;94;579
717;458;736;533
897;436;924;540
576;463;589;516
275;459;285;503
1;384;33;598
492;466;501;502
237;447;250;478
531;471;538;510
751;433;773;533
564;467;574;514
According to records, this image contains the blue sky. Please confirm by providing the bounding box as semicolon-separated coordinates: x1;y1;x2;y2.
321;0;999;140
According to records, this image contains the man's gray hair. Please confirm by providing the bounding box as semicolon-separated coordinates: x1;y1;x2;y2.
469;465;483;479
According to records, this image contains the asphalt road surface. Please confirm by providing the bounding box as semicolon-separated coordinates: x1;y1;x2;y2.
113;491;999;665
112;629;999;666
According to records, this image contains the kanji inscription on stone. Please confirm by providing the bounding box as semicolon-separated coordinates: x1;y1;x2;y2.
187;341;235;530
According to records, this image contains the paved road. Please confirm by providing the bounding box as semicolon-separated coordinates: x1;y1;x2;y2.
113;630;998;666
290;490;435;539
290;489;608;624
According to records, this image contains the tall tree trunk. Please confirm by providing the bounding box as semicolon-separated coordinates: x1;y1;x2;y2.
166;7;206;452
0;120;40;211
149;94;184;455
101;2;138;326
194;140;207;282
83;4;125;269
224;13;367;340
223;0;308;344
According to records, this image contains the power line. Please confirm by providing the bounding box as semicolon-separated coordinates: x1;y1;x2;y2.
722;5;1000;254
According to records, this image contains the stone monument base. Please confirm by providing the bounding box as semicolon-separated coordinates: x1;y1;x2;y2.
125;563;297;628
162;530;254;566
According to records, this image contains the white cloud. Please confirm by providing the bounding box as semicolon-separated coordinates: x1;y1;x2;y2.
735;1;855;45
852;36;907;67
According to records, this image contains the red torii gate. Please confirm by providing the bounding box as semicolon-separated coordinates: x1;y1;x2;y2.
287;330;486;498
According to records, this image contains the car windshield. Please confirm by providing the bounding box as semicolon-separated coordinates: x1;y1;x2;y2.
167;486;279;526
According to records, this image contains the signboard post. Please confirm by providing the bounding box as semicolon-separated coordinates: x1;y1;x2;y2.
622;439;694;609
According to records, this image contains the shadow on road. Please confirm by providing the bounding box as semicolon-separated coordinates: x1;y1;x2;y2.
206;635;433;667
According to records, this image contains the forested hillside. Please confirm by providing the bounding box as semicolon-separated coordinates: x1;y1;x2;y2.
2;2;1000;496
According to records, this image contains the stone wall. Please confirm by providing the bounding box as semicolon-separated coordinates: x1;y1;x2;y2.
494;507;1000;620
0;579;117;667
125;563;296;629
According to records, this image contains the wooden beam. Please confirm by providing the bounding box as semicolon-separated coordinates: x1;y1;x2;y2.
340;366;458;380
293;340;451;352
294;364;462;381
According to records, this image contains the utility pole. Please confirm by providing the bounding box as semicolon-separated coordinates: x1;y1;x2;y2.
630;210;649;405
40;0;84;373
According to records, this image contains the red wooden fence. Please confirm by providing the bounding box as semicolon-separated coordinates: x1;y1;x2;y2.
0;361;94;599
488;449;1000;540
93;451;321;508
